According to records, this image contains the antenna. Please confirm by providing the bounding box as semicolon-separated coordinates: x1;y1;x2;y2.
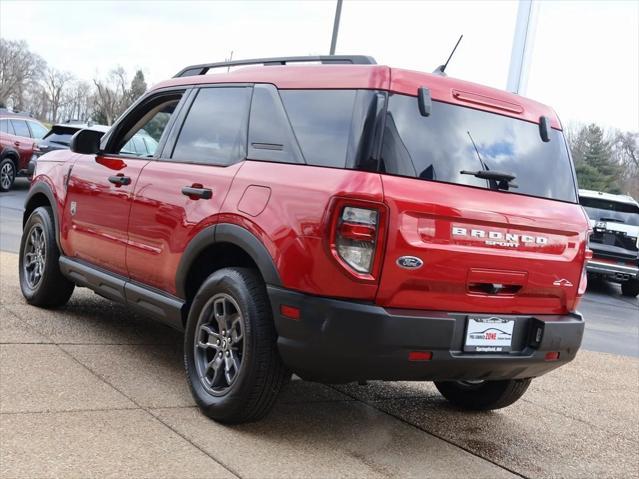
433;35;463;76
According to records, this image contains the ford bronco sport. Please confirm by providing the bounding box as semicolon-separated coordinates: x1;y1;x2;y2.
20;56;589;423
579;189;639;297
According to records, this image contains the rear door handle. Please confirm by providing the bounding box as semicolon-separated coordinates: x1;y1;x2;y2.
14;141;20;147
182;186;212;200
108;175;131;186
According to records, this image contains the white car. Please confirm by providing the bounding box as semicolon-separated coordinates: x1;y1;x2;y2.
579;189;639;297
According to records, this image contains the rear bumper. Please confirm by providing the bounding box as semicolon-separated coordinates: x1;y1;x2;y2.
268;286;584;383
587;259;638;280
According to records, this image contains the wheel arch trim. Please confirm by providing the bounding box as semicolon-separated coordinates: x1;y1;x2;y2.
23;182;62;250
175;223;282;299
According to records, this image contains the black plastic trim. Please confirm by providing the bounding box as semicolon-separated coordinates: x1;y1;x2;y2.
59;256;185;330
174;55;377;77
268;285;585;383
23;182;61;250
174;223;282;300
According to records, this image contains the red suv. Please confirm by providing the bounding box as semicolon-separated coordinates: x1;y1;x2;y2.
20;56;589;423
0;112;48;191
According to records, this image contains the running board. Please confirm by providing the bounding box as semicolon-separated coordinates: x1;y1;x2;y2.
59;256;185;331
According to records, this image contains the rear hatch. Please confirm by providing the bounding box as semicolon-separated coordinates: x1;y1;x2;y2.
375;93;589;315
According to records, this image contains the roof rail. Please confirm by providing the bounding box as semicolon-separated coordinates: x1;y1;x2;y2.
174;55;377;78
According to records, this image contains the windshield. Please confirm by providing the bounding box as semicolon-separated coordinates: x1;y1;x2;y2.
580;197;639;226
381;94;577;202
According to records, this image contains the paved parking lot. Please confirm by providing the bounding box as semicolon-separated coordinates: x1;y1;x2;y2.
1;180;638;478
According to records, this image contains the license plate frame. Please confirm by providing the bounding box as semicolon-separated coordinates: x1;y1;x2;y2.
464;316;515;353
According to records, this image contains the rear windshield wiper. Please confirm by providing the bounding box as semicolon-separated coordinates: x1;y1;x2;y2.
460;169;518;189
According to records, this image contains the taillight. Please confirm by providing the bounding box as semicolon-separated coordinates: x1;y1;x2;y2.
328;199;387;281
337;207;378;273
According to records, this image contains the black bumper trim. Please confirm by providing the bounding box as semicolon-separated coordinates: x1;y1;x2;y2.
268;286;584;383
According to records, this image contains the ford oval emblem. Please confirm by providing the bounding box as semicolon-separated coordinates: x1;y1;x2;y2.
396;256;423;269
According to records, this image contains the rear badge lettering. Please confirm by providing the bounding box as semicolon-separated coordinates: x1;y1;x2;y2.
553;278;573;287
397;256;423;269
452;226;548;248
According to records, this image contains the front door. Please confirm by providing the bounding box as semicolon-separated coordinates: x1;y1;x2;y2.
61;91;185;276
126;86;252;295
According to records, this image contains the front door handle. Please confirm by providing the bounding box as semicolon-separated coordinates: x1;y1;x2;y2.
108;175;131;186
182;185;213;200
14;141;20;147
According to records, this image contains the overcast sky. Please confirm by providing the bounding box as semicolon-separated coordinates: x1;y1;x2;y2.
1;0;637;131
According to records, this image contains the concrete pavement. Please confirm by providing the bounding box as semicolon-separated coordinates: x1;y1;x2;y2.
1;251;638;478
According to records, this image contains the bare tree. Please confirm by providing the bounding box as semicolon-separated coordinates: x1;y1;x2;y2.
93;67;131;125
0;39;46;110
43;67;73;123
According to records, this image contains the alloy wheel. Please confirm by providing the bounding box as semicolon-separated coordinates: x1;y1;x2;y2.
194;293;245;395
23;224;46;289
1;162;14;190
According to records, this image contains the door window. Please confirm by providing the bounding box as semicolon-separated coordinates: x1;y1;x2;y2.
10;120;30;138
171;87;251;165
110;94;182;157
27;121;48;139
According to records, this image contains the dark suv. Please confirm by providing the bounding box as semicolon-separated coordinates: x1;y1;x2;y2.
0;112;48;191
20;56;589;423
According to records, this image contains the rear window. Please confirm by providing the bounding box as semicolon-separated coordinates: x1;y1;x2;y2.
280;90;356;168
44;132;74;145
381;94;577;202
580;197;639;226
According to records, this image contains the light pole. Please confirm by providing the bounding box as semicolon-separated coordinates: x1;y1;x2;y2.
506;0;539;94
330;0;343;55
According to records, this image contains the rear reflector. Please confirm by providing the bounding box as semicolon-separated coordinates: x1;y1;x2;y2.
280;305;300;320
544;351;560;361
408;351;432;361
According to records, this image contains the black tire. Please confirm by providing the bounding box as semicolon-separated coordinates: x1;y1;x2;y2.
0;158;16;192
184;267;289;424
19;206;75;307
621;279;639;297
434;378;532;411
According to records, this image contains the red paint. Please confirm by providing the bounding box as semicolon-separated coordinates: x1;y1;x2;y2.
32;62;588;320
153;65;561;128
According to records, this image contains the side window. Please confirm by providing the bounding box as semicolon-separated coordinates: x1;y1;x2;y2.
10;120;31;138
110;94;182;157
0;119;15;135
172;87;251;166
280;90;357;168
28;122;48;139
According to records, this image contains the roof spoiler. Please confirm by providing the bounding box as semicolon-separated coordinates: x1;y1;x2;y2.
174;55;377;78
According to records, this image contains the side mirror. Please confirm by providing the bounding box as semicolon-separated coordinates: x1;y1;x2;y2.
418;86;432;117
70;129;104;154
539;116;551;143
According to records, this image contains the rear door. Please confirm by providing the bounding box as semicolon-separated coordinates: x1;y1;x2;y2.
8;119;34;170
376;94;589;315
126;86;252;295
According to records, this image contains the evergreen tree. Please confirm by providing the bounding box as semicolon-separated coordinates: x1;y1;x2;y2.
129;70;147;103
570;123;623;193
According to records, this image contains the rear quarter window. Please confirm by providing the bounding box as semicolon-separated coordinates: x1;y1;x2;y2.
280;90;356;168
